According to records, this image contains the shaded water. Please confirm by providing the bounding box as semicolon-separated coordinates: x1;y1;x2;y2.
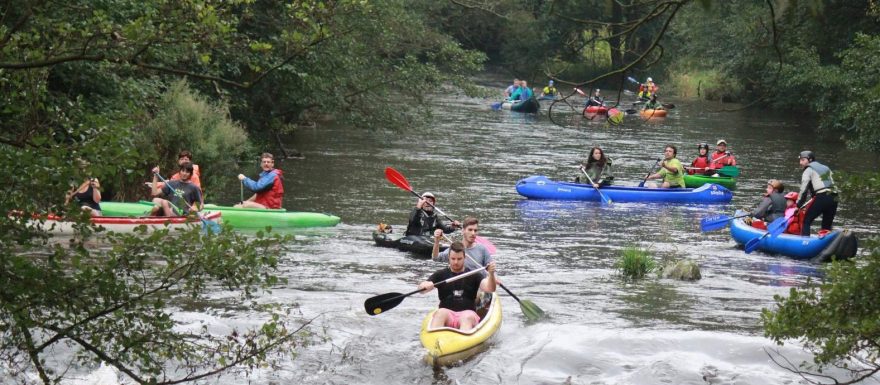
87;90;880;384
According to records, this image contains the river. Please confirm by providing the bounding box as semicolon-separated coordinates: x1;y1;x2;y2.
116;89;880;384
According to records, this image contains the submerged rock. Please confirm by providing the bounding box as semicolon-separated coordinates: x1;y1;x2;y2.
659;259;702;281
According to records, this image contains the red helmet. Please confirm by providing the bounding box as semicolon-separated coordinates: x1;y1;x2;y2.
784;192;798;200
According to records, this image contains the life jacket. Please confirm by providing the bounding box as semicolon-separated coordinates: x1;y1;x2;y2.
254;169;284;209
710;151;734;167
785;200;813;235
806;161;835;193
543;86;557;95
690;156;710;175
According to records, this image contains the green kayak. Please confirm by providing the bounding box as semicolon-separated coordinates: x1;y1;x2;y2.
99;201;340;229
683;174;736;189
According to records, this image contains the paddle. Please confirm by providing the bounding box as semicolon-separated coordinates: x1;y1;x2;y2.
384;167;495;250
638;159;662;187
153;173;221;234
717;165;740;178
661;103;676;109
581;167;612;205
700;213;751;232
744;198;814;253
364;266;487;315
491;101;504;111
744;216;788;254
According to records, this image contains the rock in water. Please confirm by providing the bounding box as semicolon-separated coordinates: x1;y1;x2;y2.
660;259;702;281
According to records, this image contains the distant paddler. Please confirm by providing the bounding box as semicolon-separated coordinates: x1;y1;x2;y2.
236;152;284;209
540;80;558;99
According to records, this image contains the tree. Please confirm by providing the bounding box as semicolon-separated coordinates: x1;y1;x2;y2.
761;173;880;384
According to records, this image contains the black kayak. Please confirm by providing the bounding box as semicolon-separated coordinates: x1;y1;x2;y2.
510;96;539;113
372;231;448;258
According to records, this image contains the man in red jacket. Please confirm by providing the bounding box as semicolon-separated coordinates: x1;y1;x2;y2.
236;153;284;209
710;139;737;170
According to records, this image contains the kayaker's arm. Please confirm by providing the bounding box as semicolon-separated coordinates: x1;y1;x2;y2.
417;280;434;294
480;261;497;293
431;229;444;260
151;167;163;197
752;198;772;219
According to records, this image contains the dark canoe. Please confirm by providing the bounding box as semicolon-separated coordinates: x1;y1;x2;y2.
372;231;448;258
510;96;539;113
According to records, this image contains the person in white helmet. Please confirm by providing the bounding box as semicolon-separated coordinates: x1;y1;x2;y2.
404;192;460;236
796;150;838;236
638;77;658;100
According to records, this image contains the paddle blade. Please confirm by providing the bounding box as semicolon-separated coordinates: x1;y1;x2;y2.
574;88;586;96
520;299;546;323
364;292;407;316
662;103;676;109
626;76;638;84
201;218;222;235
475;236;497;255
717;166;740;178
767;217;791;238
384;167;413;192
491;102;503;110
599;192;612;205
700;214;732;232
744;234;767;254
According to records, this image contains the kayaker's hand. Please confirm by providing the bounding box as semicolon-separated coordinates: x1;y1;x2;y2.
486;261;496;275
151;166;160;174
416;198;426;209
451;220;461;228
237;174;246;181
433;228;443;240
593;183;600;189
418;281;434;293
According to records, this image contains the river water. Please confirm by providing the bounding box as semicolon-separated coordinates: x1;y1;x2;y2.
90;90;880;384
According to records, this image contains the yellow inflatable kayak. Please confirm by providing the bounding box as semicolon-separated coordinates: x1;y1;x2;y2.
419;292;502;366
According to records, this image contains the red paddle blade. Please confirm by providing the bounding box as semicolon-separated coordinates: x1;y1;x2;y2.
384;167;413;192
475;236;497;255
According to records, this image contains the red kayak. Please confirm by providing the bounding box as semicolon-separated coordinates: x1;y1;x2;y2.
583;106;608;116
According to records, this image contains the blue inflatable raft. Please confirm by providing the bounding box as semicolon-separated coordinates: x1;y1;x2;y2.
729;210;857;261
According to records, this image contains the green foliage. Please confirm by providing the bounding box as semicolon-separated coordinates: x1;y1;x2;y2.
666;68;742;100
829;33;880;152
761;172;880;382
138;80;251;193
616;246;656;280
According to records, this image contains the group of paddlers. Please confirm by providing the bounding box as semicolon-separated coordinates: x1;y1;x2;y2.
748;150;838;237
64;150;286;218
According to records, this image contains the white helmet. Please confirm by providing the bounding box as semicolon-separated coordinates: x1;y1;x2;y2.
647;77;653;82
421;192;435;199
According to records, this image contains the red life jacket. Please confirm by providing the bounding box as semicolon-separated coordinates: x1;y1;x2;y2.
254;169;284;209
710;151;735;167
785;200;813;235
690;156;710;175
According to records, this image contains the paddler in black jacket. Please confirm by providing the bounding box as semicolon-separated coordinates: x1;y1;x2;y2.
405;192;460;236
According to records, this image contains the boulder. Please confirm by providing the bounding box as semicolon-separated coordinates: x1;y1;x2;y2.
659;259;702;281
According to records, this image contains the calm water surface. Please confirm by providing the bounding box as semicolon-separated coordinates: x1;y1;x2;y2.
164;90;880;384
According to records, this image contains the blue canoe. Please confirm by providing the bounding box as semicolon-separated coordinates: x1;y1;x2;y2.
515;175;733;203
729;210;856;261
